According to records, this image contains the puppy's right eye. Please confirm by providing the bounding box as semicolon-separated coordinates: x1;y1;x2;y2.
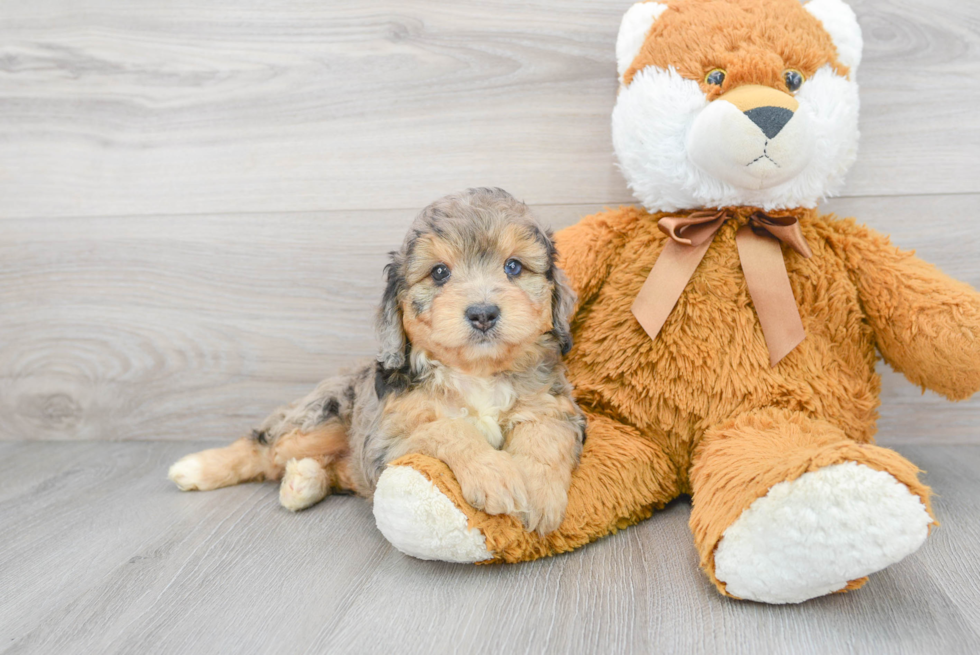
430;264;451;284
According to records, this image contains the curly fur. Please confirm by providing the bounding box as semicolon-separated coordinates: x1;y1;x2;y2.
169;188;585;535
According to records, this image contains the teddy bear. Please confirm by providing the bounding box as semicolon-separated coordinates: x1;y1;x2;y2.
369;0;980;604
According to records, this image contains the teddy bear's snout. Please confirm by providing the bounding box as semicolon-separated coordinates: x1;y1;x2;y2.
684;82;813;191
719;84;800;140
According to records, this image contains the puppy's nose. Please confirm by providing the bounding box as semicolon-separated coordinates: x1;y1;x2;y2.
465;304;500;332
744;106;794;139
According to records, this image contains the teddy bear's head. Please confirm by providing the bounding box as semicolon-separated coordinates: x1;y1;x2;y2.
612;0;862;212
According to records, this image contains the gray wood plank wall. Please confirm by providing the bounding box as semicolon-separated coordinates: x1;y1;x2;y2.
2;0;979;444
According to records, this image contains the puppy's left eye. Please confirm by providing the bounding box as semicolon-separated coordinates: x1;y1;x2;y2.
504;259;523;277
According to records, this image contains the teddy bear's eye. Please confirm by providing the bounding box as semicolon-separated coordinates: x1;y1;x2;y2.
784;69;805;92
705;69;726;86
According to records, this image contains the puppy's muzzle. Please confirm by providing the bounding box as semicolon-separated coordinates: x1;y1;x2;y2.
466;303;500;333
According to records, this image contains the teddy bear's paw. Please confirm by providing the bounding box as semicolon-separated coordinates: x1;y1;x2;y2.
373;466;494;563
713;462;933;604
279;458;330;512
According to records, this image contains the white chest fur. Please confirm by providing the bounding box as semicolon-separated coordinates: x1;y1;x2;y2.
436;369;518;449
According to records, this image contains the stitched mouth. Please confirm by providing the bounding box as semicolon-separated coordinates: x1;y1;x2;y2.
747;140;780;168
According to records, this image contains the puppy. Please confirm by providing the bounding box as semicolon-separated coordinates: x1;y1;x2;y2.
169;187;585;535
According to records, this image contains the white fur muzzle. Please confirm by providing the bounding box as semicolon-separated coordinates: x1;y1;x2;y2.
687;96;815;191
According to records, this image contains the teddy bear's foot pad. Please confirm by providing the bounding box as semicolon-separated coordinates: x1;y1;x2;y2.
714;462;932;604
373;466;494;563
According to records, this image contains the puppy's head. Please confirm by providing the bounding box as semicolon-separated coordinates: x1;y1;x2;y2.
377;188;575;377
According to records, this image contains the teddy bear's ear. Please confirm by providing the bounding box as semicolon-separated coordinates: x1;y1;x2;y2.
616;2;668;84
805;0;863;75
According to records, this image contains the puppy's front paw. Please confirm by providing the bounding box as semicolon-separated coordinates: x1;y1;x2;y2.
455;451;528;520
517;462;569;536
523;480;568;536
279;458;330;512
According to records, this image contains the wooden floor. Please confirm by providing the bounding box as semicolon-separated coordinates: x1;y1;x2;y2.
2;0;980;653
1;441;979;654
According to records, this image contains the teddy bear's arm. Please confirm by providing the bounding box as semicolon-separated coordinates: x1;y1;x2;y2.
554;207;643;309
829;218;980;401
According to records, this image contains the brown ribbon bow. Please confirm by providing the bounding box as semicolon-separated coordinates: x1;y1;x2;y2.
631;209;813;367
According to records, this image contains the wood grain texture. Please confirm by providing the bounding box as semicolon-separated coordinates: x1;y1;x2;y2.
0;0;978;219
2;1;978;652
3;195;979;444
1;441;978;654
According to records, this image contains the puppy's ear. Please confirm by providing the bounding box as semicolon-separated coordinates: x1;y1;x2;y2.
376;253;408;370
550;263;577;356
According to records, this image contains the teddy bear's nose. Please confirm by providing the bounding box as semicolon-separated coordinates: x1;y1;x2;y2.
744;106;794;139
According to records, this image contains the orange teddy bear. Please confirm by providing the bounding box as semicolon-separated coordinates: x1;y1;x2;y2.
371;0;980;603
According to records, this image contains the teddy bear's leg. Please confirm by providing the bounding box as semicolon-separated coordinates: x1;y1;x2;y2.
372;413;680;563
689;408;936;604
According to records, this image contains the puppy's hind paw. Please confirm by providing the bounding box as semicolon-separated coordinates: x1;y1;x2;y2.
279;458;330;512
169;455;207;491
